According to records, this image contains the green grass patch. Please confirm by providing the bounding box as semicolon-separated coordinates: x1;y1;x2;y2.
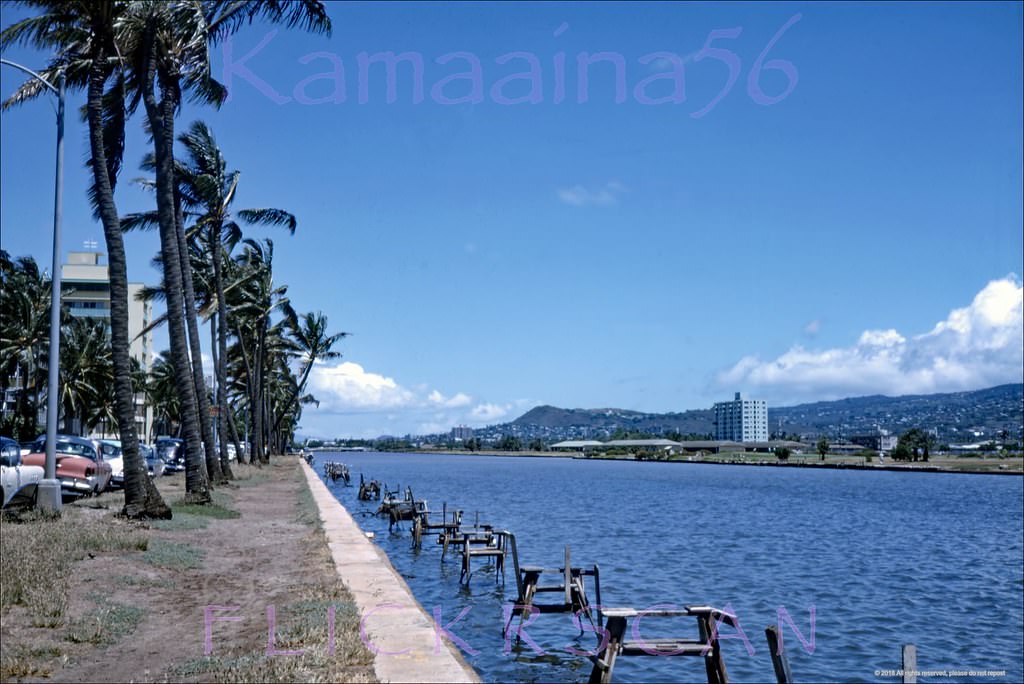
141;538;205;570
66;599;144;645
151;512;211;531
172;501;241;519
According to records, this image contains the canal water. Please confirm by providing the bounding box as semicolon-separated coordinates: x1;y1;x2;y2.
314;452;1023;683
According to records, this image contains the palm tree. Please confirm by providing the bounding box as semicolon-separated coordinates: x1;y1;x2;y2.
176;121;298;474
53;317;112;434
124;120;300;475
229;239;291;463
271;309;346;442
122;0;330;496
147;351;181;438
2;0;170;518
0;253;50;440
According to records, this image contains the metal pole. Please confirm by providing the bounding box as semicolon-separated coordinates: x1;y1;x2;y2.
37;73;66;513
0;59;64;512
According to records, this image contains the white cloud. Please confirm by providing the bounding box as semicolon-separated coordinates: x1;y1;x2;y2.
300;361;521;438
427;390;473;408
717;276;1024;402
803;319;821;336
470;402;511;421
557;180;627;207
308;361;416;411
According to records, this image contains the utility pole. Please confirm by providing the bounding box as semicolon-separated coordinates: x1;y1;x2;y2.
1;59;65;513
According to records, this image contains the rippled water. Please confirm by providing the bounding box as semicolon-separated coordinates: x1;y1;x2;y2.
315;452;1024;683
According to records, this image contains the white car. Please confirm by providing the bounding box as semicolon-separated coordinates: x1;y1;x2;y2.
2;436;44;508
104;441;165;487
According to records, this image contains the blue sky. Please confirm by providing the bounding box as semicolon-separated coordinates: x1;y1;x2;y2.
2;2;1022;438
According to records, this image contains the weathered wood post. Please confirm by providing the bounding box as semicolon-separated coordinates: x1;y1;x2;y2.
764;625;793;684
902;644;917;684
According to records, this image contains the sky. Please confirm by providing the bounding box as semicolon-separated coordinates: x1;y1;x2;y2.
1;2;1022;439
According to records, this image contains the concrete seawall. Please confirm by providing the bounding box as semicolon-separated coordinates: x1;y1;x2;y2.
300;461;480;683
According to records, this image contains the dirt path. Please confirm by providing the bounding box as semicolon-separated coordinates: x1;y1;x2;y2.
1;458;374;683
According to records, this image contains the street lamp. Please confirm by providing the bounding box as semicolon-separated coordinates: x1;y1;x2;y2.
1;58;65;514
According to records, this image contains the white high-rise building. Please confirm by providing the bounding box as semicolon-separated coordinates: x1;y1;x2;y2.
713;392;768;442
62;248;153;439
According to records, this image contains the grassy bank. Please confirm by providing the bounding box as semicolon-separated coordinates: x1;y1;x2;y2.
0;459;375;683
396;447;1023;474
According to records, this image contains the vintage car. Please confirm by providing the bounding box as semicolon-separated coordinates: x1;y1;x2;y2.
23;435;112;496
107;441;165;487
155;437;186;473
141;443;165;478
1;435;44;508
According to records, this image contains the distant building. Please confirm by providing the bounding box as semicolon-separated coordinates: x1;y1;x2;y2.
851;430;898;453
61;247;153;439
713;392;768;442
451;425;474;441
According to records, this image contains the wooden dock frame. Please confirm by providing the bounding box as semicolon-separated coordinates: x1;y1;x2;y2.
586;605;737;684
503;545;602;643
357;474;381;501
459;529;513;584
323;461;351;485
412;503;463;549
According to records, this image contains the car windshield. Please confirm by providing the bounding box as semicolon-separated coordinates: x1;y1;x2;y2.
34;440;97;460
140;445;154;459
100;443;122;458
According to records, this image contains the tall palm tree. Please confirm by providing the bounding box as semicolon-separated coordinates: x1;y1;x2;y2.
123;0;330;494
176;121;298;474
124;120;299;475
229;239;290;463
271;309;346;441
1;1;169;518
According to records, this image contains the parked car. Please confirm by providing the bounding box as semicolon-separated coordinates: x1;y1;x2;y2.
22;435;112;496
141;443;165;478
106;441;166;486
2;435;44;509
156;437;185;473
97;439;125;487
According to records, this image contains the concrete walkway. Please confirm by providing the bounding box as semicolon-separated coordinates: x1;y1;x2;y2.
301;462;480;683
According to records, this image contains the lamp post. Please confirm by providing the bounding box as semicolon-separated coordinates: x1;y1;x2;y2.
1;58;65;514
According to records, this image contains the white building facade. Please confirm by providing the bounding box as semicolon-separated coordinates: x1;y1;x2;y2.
62;249;153;439
713;392;768;442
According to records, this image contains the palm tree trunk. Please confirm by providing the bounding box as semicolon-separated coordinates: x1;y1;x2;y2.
254;319;266;463
230;318;255;465
225;402;244;465
86;56;169;519
210;228;233;477
174;200;222;483
209;309;233;478
141;43;209;503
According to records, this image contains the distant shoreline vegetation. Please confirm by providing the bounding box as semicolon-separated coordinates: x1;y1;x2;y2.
222;15;800;114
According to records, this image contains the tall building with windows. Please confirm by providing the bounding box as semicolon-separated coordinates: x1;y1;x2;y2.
62;248;153;439
713;392;768;442
451;425;474;441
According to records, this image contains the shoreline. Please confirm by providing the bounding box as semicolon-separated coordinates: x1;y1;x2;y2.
300;460;480;684
317;448;1024;476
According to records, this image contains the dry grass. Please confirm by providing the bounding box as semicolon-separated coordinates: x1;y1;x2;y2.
0;458;376;683
170;562;374;683
168;463;374;683
0;508;147;625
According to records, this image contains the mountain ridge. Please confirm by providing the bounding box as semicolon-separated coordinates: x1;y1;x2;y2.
496;383;1023;442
